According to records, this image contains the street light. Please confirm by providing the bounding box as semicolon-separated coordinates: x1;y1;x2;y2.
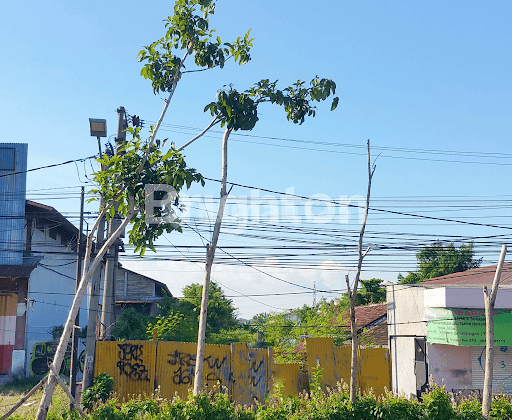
89;118;107;155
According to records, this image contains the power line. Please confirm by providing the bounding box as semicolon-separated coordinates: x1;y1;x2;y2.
203;177;512;231
0;156;97;178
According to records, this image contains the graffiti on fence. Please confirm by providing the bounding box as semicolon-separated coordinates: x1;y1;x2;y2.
167;350;196;385
249;359;264;387
116;343;150;381
166;350;227;386
205;355;227;386
30;341;85;376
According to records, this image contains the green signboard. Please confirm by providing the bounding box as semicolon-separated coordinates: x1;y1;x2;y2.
425;307;512;346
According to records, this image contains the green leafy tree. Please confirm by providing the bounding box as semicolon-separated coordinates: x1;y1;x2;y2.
147;310;197;342
339;278;386;307
113;282;240;343
35;1;255;415
112;307;150;341
251;301;347;364
399;241;481;284
183;282;238;335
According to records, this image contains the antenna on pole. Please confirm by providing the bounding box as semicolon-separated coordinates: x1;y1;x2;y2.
313;280;317;306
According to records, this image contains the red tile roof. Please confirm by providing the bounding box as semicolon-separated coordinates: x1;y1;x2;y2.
342;302;387;331
359;323;388;347
420;262;512;287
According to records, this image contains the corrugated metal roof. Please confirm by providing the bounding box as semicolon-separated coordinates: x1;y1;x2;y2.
0;143;28;266
421;262;512;287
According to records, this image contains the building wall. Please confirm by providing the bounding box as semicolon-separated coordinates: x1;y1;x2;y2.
424;287;512;309
115;269;155;299
0;143;27;265
470;345;512;393
25;227;88;377
388;283;512;396
387;283;426;337
428;343;472;390
387;284;427;397
390;336;417;396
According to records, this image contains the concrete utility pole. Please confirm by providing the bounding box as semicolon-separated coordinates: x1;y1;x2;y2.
81;208;105;390
482;244;507;418
69;187;85;402
82;134;107;391
100;107;126;339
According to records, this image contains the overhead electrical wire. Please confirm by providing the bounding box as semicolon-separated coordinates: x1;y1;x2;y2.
0;156;98;178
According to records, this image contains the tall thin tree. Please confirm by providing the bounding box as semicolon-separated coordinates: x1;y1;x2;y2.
345;140;375;403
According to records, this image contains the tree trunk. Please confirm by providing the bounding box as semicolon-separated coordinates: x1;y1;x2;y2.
193;128;232;395
35;201;137;420
482;244;507;418
347;140;375;403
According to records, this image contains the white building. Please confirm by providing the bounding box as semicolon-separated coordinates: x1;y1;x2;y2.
387;264;512;398
24;200;89;378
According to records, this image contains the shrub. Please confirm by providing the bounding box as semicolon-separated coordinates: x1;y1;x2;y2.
379;392;421;420
81;373;115;410
420;384;457;420
457;398;483;420
490;395;512;420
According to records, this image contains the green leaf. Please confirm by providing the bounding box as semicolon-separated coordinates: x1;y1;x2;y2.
331;96;339;111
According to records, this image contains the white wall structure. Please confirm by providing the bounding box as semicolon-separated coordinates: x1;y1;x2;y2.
24;202;89;378
424;287;512;309
387;271;512;397
387;283;427;397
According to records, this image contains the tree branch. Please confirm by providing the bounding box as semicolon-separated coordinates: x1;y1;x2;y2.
178;116;220;151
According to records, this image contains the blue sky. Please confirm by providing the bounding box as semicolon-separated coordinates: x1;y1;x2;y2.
2;1;512;317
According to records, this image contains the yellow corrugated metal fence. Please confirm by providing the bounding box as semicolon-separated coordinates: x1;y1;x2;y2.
94;337;391;401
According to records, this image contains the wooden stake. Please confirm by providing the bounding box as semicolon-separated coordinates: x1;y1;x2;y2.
482;244;507;418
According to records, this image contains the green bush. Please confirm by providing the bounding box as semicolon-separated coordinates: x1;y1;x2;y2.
457;399;483;420
81;373;115;410
421;384;457;420
35;378;512;420
379;392;421;420
490;395;512;420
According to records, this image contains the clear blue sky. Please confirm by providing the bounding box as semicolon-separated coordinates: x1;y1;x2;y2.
2;1;512;317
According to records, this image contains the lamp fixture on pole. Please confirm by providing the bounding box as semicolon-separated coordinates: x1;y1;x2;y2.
89;118;107;155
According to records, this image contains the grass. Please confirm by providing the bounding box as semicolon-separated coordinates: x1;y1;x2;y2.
0;377;70;419
0;375;47;395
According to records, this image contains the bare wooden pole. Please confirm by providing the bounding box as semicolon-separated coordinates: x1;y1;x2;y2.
482;244;507;418
193;128;232;395
348;139;375;403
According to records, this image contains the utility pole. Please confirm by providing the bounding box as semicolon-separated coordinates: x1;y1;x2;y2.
482;244;507;418
82;129;107;391
69;186;84;403
100;107;126;339
81;200;105;390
